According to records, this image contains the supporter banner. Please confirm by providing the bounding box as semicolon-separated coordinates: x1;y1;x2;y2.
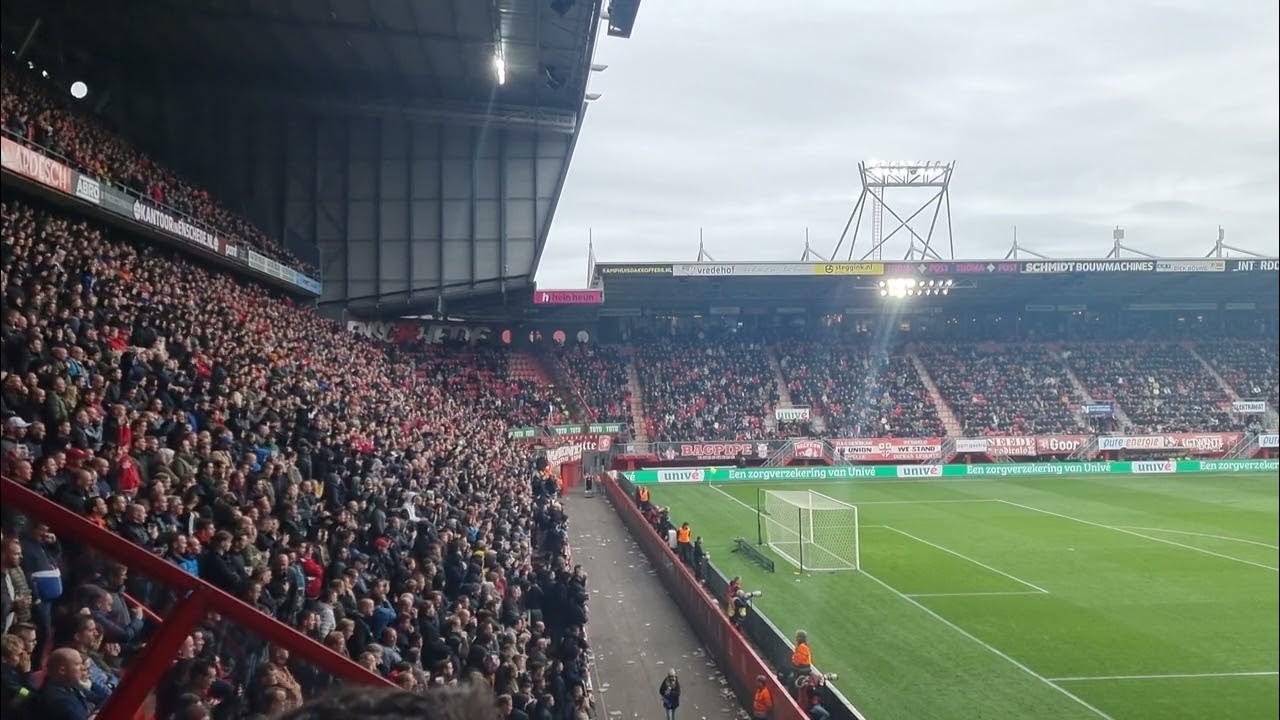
132;200;222;254
73;173;101;205
533;289;604;305
347;320;491;344
774;407;811;422
790;439;827;460
656;441;778;461
954;436;1088;456
1232;400;1268;414
1260;434;1279;448
1081;402;1114;417
99;184;137;216
1156;260;1226;273
509;427;539;439
550;423;625;436
829;437;942;462
1096;432;1243;454
1;136;74;192
625;458;1279;483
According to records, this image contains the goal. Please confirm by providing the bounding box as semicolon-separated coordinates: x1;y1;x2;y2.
757;489;860;572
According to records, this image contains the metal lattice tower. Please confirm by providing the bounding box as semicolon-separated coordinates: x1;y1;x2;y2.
830;161;956;262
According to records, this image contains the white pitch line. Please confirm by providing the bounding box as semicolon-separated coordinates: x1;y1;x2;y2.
1118;526;1280;551
907;591;1049;598
880;525;1049;594
858;568;1115;720
1049;671;1279;682
707;484;1113;719
843;499;1001;505
996;500;1280;573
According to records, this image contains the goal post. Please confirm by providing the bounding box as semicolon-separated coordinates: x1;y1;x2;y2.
758;489;860;572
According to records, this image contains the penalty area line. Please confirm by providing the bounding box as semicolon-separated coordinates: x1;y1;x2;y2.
1049;671;1279;682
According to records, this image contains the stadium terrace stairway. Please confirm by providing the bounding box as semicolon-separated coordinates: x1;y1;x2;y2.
1055;348;1135;431
626;353;650;441
907;352;961;436
1186;342;1242;401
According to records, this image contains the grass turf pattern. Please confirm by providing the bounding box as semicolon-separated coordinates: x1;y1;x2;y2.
650;472;1279;720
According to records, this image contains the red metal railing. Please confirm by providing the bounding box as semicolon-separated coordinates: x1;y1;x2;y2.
1;477;392;718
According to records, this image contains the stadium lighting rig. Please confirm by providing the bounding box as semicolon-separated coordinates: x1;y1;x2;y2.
878;278;952;299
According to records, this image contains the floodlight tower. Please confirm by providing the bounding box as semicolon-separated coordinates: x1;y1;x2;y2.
830;161;956;262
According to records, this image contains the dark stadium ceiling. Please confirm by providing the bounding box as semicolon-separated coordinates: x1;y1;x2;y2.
2;0;599;128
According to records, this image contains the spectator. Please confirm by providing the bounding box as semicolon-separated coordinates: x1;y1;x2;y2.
659;668;681;720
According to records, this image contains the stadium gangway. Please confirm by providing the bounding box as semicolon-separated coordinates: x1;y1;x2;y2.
0;476;393;719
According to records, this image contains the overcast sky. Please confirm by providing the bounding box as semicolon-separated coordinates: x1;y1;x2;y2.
535;0;1279;286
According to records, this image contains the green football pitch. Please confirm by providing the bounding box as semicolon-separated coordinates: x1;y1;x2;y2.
649;472;1279;720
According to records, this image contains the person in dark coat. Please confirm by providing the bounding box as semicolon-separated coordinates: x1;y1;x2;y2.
30;648;90;720
659;668;681;720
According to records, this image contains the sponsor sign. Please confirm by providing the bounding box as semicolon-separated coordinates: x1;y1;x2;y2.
656;468;704;483
813;262;884;276
1081;402;1114;417
658;441;775;461
1156;260;1226;273
1232;400;1268;414
508;427;539;439
1227;259;1279;272
99;184;137;215
132;200;221;253
1;137;74;192
1260;434;1279;449
953;261;1020;274
791;440;827;460
1022;260;1156;274
1097;433;1242;454
829;437;943;462
1036;435;1088;454
600;264;672;275
348;320;491;344
774;407;811;422
897;465;943;478
533;289;604;305
954;438;989;453
626;459;1280;483
73;174;101;205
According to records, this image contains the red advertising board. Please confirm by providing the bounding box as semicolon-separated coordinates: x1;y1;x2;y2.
1;137;74;193
532;289;604;305
830;437;942;462
659;442;776;461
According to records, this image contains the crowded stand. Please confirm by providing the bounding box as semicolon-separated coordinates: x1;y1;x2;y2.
552;343;632;426
777;341;944;438
915;345;1083;435
634;333;778;442
1062;342;1240;432
0;61;313;276
0;200;591;719
1202;340;1279;410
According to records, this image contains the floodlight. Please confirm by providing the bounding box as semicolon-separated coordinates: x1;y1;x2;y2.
70;81;88;99
494;55;506;85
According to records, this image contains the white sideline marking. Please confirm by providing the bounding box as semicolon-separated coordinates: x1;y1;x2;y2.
880;525;1049;594
846;499;1001;505
1118;527;1280;551
907;591;1048;598
858;568;1115;719
1049;671;1279;682
707;484;1114;719
996;500;1280;572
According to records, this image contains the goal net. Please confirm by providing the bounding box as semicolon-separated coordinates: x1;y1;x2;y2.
758;489;860;572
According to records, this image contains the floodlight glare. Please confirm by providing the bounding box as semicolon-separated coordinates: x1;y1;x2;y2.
494;54;506;85
879;289;888;297
70;81;88;99
878;280;886;288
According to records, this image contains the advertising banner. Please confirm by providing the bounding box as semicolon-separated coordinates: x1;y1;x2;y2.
774;407;811;422
73;173;101;205
1096;433;1243;454
599;264;673;276
829;437;943;462
1035;435;1090;454
1;137;73;192
508;427;538;439
1232;400;1268;414
953;436;1087;456
99;184;137;216
670;262;884;277
533;289;604;305
1260;434;1279;449
656;441;777;461
1156;260;1226;273
1021;260;1156;274
625;458;1279;483
1081;402;1114;416
954;438;990;453
655;468;705;483
132;200;222;253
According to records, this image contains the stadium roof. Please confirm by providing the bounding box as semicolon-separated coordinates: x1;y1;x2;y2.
4;0;599;131
579;258;1280;313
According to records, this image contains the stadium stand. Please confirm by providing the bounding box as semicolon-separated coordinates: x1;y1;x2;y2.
634;333;778;442
776;340;945;438
915;344;1083;435
0;199;590;718
1062;342;1241;432
0;61;312;275
1202;340;1279;409
552;342;632;426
